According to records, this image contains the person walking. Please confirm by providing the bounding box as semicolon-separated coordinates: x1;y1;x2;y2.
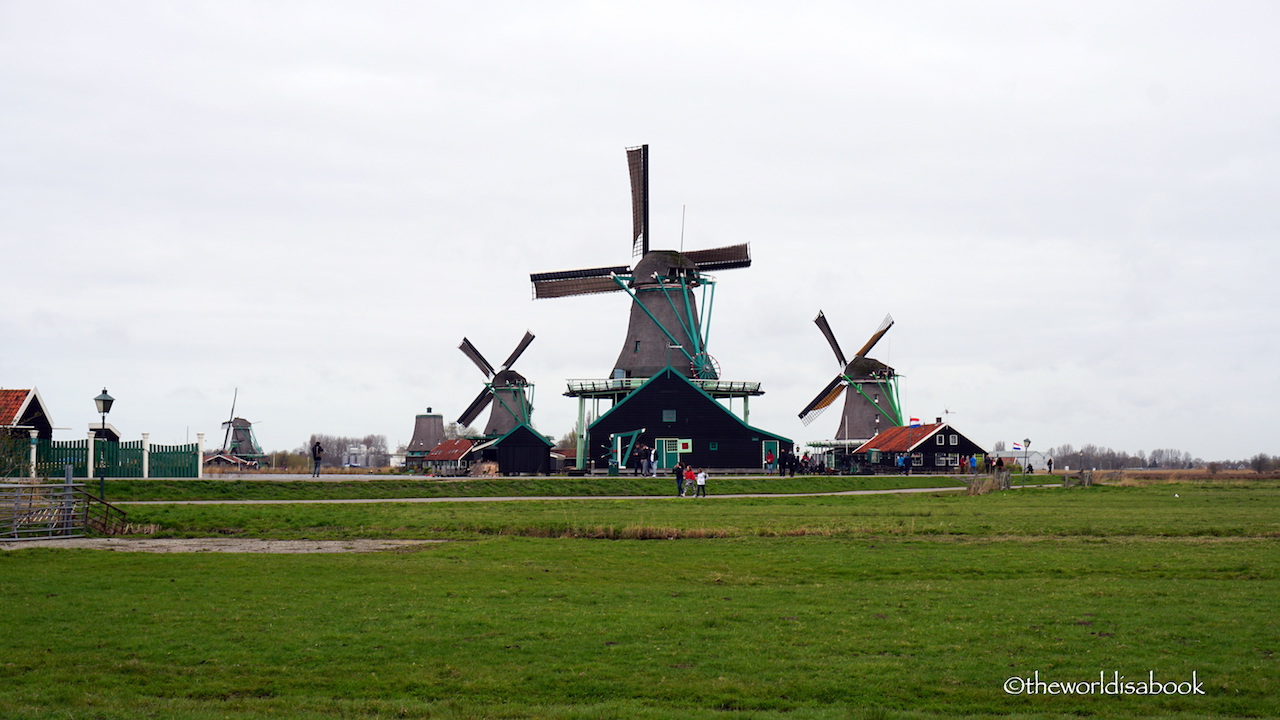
673;461;685;496
683;465;696;497
311;440;324;478
695;468;707;497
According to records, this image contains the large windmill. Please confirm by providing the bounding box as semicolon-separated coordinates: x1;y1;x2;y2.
528;145;791;472
456;332;536;438
530;145;751;380
799;312;903;442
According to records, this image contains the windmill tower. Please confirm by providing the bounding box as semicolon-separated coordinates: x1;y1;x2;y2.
799;312;903;442
530;145;752;379
456;332;536;437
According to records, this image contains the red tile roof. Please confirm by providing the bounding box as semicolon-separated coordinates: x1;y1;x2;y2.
853;423;946;453
0;389;32;426
425;438;474;462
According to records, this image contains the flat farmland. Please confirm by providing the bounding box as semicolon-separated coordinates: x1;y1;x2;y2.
1;481;1277;719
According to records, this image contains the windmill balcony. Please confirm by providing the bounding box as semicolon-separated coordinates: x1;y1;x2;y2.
565;377;763;399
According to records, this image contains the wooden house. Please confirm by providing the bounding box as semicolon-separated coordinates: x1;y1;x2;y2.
587;368;792;470
851;421;986;472
0;388;54;440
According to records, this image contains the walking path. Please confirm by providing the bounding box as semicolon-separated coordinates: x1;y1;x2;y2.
115;485;966;506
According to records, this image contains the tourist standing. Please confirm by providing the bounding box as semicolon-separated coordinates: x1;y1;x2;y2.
695;468;707;497
311;440;324;478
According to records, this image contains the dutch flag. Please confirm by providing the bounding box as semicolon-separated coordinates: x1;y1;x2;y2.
909;418;921;427
1012;442;1023;451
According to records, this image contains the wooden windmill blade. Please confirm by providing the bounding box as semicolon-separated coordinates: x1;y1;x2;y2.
852;313;895;359
813;311;847;367
798;375;848;426
627;144;648;257
499;331;535;371
459;338;496;378
530;265;630;299
456;387;494;428
683;243;752;272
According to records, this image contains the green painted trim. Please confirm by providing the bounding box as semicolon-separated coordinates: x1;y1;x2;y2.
848;379;902;426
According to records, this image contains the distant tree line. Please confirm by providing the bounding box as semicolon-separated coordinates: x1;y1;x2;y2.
1046;444;1198;470
297;434;390;468
1041;444;1280;473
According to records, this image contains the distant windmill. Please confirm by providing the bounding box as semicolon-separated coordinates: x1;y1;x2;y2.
456;332;536;437
530;145;751;379
220;389;264;459
799;311;903;441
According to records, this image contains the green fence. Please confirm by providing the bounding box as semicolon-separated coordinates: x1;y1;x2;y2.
150;442;199;478
36;439;88;479
28;438;199;479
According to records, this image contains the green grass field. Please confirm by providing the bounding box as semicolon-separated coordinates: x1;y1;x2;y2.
102;474;965;502
2;481;1277;719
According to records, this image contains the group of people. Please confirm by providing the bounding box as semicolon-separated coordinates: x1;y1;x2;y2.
671;461;707;497
764;448;815;476
632;443;659;477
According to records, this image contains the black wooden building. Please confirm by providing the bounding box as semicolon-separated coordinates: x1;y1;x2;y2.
471;423;553;475
587;368;792;470
851;422;987;472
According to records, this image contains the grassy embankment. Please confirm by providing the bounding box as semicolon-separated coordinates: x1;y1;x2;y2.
101;474;966;502
2;480;1277;719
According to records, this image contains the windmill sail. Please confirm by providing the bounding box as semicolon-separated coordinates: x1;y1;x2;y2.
683;244;752;272
798;375;847;426
459;338;496;378
530;266;629;299
627;145;648;257
853;314;894;359
813;311;847;367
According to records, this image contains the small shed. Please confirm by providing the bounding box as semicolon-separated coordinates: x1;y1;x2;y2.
470;423;553;476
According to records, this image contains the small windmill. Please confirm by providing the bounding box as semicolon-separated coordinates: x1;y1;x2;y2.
530;145;751;380
456;332;536;437
799;312;903;441
219;389;264;460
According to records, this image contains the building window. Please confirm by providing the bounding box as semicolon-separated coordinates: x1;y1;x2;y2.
709;441;718;451
950;434;958;445
662;409;676;423
936;435;944;445
634;340;641;353
911;453;923;467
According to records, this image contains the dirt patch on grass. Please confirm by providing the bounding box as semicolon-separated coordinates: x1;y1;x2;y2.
1;538;446;553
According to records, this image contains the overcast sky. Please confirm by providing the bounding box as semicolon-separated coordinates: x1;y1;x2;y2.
3;2;1277;461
